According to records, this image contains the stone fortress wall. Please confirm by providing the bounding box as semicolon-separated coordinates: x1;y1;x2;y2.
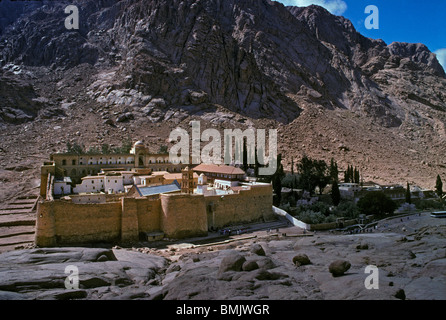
35;141;274;247
35;184;274;246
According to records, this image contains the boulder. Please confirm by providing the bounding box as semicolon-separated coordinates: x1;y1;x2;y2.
250;244;266;256
166;264;181;273
189;91;208;104
116;112;133;122
292;254;311;266
356;242;369;250
147;98;166;109
242;260;259;272
218;251;246;274
394;289;406;300
103;118;114;125
329;260;351;277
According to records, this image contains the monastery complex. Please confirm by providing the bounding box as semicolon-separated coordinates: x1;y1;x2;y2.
35;141;274;247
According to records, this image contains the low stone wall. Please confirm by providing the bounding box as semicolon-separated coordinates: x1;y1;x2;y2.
308;218;359;231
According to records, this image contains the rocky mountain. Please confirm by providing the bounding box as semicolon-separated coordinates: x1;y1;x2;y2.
0;0;445;202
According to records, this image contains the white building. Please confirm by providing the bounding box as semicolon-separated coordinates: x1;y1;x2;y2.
54;177;72;195
104;175;124;194
339;183;361;199
73;176;105;194
214;179;239;190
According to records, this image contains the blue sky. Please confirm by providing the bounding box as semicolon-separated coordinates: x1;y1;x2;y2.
276;0;446;69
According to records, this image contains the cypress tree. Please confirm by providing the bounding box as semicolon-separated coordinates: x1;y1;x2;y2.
436;175;443;198
331;180;341;206
354;167;360;184
272;174;282;206
406;182;412;204
329;158;338;183
242;138;248;172
254;146;259;177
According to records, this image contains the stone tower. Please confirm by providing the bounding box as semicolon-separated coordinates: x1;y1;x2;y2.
131;141;147;168
181;166;194;194
40;162;56;198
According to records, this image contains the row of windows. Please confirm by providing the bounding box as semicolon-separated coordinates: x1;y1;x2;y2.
63;167;182;176
90;180;119;184
206;173;243;179
61;159;170;165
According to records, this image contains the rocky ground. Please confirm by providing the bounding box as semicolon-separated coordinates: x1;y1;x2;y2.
0;212;444;300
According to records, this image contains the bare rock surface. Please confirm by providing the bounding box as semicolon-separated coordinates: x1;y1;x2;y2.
0;213;444;300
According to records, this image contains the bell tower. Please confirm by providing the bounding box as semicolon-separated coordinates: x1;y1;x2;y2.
181;166;194;194
131;141;147;168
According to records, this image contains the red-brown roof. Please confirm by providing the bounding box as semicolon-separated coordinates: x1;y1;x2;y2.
193;164;245;175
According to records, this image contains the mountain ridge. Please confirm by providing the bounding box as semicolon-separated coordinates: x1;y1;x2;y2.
0;0;445;202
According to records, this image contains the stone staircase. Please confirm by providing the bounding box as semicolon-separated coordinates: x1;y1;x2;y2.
0;195;38;253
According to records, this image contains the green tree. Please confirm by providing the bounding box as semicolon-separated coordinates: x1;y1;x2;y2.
331;180;341;206
436;175;443;199
87;146;101;154
158;145;168;154
276;153;285;180
254;146;259;177
71;143;85;154
333;201;360;219
118;139;132;154
329;158;338;183
406;182;412;204
297;155;318;195
270;154;285;205
314;160;329;195
354;167;360;184
242;138;248;172
297;156;329;195
101;143;111;154
357;191;397;218
272;173;282;206
344;169;349;183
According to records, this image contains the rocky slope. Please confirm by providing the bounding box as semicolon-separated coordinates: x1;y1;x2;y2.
0;0;445;203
